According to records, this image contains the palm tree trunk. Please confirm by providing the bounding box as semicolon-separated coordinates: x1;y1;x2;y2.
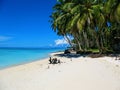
94;31;101;53
64;34;73;47
82;30;89;51
72;33;82;51
76;36;82;51
76;33;83;51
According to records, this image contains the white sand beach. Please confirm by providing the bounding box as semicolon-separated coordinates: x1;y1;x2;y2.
0;52;120;90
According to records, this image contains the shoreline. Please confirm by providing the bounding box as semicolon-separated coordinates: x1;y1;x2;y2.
0;51;63;70
0;57;49;70
0;51;120;71
0;52;120;90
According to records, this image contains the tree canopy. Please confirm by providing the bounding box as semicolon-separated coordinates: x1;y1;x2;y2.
50;0;120;54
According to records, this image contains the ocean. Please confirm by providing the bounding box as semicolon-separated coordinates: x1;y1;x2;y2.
0;48;64;69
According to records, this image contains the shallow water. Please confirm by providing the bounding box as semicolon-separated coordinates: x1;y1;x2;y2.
0;48;64;68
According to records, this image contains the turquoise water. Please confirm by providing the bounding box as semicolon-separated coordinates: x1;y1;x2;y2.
0;48;64;69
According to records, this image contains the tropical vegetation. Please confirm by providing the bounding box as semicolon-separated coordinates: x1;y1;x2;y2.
50;0;120;54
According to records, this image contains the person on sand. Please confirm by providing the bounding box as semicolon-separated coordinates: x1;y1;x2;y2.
49;57;61;64
49;57;52;64
58;59;61;64
53;58;57;64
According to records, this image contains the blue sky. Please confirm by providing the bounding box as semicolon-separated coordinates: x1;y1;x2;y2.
0;0;68;47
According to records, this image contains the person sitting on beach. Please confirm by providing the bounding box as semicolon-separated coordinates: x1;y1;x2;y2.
49;57;61;64
58;59;61;64
52;58;57;64
49;57;52;64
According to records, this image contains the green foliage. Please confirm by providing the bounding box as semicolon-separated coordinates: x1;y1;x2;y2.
50;0;120;54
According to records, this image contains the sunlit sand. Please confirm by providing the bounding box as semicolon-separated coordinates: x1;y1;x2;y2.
0;52;120;90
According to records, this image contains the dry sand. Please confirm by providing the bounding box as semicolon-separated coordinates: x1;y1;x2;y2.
0;52;120;90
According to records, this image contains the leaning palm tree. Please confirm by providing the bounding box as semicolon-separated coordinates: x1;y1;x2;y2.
50;0;119;53
62;0;106;52
50;2;73;47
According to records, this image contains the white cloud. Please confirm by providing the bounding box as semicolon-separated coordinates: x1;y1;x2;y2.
0;36;13;41
55;38;68;46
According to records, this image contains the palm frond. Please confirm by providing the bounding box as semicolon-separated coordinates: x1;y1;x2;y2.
62;2;75;10
71;4;83;14
70;13;80;27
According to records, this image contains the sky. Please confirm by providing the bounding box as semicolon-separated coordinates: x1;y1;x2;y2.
0;0;68;48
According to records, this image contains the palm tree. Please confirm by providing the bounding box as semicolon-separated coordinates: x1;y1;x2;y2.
104;0;120;51
62;0;106;52
50;0;119;53
50;2;73;47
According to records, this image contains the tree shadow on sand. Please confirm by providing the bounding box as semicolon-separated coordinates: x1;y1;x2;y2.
54;53;120;60
54;53;86;58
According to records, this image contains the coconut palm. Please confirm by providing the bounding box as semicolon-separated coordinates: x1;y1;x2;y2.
104;0;120;51
62;0;107;52
50;2;73;47
50;0;119;53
